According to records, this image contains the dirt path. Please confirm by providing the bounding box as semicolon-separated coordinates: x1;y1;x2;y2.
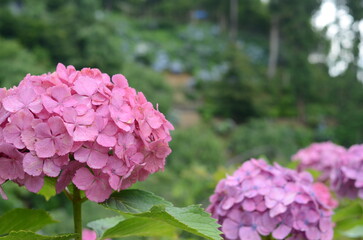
165;73;200;128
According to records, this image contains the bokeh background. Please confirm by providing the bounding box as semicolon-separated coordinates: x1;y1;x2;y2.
0;0;362;238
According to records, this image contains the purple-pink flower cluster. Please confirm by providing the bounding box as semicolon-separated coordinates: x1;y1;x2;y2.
331;144;363;199
291;142;346;182
0;63;173;202
208;159;334;240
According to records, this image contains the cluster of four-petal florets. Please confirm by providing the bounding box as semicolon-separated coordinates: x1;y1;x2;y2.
208;159;336;240
292;142;363;200
0;63;174;202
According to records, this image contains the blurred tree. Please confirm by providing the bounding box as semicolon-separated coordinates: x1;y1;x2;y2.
201;45;262;123
267;0;322;122
229;119;313;163
121;62;173;114
0;38;50;87
167;126;225;173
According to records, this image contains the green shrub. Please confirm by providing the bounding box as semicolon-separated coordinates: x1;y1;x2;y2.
167;125;225;173
0;38;50;88
229;119;313;163
121;62;173;114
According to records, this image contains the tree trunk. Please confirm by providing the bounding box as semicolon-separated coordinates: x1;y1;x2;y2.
229;0;238;41
268;16;279;79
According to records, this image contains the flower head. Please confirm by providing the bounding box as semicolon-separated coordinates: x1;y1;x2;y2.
208;159;335;240
292;142;346;182
0;63;173;202
331;144;363;199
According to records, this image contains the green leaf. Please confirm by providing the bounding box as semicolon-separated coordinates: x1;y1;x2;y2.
0;231;77;240
333;202;363;222
101;217;176;239
102;189;222;240
87;216;125;238
0;209;57;234
335;218;363;232
341;225;363;238
138;205;221;240
305;168;321;180
103;189;172;214
38;177;57;201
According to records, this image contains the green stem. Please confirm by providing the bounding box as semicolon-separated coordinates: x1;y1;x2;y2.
72;184;83;240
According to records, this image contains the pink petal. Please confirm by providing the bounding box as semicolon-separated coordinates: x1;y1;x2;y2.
56;63;68;80
28;98;43;113
146;113;162;129
74;147;91;163
2;95;23;112
73;125;98;141
56;161;84;193
108;174;122;190
41;95;58;113
0;107;10;125
3;124;24;148
48;116;67;135
270;203;287;218
24;175;44;193
243;198;256;212
35;138;56;158
97;134;116;147
21;128;36;150
306;226;321;240
73;76;98;96
112;74;128;88
272;224;291;239
43;159;61;177
63;108;77;123
18;88;36;104
23;153;43;176
50;85;71;102
85;177;113;202
82;229;97;240
222;218;239;240
87;151;108;169
144;154;164;173
239;227;261;240
0;157;24;180
222;197;235;210
34;122;52;139
54;134;73;156
73;167;95;190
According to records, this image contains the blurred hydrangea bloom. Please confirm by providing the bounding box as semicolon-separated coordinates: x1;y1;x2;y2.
0;63;173;202
292;142;346;182
207;159;335;240
331;144;363;199
82;229;110;240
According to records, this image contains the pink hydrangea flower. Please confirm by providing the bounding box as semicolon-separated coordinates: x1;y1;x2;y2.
82;229;111;240
331;144;363;199
0;63;173;202
292;142;346;182
208;159;335;240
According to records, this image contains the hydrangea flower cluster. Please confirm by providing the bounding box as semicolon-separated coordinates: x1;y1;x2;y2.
0;63;173;202
82;229;110;240
292;142;346;182
331;144;363;199
207;159;335;240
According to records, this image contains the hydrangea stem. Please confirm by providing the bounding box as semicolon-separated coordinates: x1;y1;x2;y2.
72;184;83;240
